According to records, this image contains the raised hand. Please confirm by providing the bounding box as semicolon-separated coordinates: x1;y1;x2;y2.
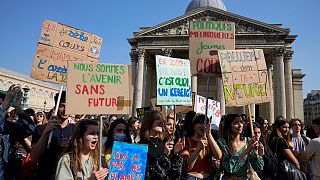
43;116;59;135
2;84;19;109
197;137;208;151
173;137;185;155
165;140;174;156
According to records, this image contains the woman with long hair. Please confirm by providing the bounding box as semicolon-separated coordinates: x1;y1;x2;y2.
127;117;140;143
182;113;222;179
55;119;108;180
140;110;184;180
103;118;132;167
34;111;48;125
269;118;300;169
217;113;264;179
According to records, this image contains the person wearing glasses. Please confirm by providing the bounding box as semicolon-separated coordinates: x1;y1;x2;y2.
290;118;311;179
34;111;48;126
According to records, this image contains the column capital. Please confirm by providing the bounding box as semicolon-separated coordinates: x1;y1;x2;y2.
162;48;172;57
284;50;294;61
137;48;145;59
267;62;273;69
129;51;137;62
273;47;285;57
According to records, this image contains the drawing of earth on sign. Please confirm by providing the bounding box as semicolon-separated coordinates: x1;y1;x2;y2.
90;46;99;56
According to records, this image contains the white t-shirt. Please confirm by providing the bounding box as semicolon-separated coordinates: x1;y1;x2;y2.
305;137;320;177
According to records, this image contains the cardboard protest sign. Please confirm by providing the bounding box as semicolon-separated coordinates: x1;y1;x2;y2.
31;19;102;85
136;107;153;118
218;49;271;107
109;142;148;180
66;62;131;115
156;55;192;106
31;44;98;84
189;21;235;76
194;95;221;130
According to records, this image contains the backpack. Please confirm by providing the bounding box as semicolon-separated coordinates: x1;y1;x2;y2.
262;145;278;177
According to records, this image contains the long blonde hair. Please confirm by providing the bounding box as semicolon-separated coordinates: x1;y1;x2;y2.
63;119;99;179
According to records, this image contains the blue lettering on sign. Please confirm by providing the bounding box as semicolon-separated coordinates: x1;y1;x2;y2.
47;65;67;74
37;59;47;69
158;88;168;97
68;30;88;42
170;87;192;97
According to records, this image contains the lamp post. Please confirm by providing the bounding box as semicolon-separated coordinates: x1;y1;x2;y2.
22;87;30;109
44;101;47;112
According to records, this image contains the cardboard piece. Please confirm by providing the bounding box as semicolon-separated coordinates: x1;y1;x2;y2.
53;23;91;56
136;107;153;118
218;49;271;107
189;21;235;76
39;20;58;46
156;55;192;106
66;62;131;115
109;142;148;180
31;20;103;85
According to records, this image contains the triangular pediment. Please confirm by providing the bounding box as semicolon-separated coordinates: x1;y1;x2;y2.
134;7;290;37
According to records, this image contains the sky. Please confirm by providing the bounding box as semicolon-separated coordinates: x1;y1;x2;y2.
0;0;319;98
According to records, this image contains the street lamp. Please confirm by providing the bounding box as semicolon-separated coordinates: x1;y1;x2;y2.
44;100;47;111
22;87;30;109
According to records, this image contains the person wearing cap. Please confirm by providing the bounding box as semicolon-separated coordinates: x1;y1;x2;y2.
31;91;75;179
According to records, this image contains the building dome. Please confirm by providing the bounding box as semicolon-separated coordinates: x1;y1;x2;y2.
185;0;227;13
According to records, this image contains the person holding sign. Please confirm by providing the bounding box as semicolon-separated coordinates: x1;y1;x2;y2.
55;119;109;180
31;92;75;179
103;119;132;168
140;110;184;180
217;114;264;179
182;113;222;179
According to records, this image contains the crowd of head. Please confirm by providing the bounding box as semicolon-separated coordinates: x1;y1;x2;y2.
1;84;320;180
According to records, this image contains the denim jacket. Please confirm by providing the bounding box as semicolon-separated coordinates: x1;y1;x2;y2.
0;106;9;180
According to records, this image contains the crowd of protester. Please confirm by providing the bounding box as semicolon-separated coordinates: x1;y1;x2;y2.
1;84;320;180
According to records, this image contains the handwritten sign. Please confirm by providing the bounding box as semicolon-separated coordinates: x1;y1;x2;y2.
136;107;153;118
66;62;131;115
109;141;148;180
194;95;221;130
156;55;192;106
31;19;103;85
218;49;271;106
189;21;235;76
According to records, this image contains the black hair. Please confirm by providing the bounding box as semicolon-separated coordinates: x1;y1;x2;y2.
105;119;131;150
54;91;66;105
222;114;244;142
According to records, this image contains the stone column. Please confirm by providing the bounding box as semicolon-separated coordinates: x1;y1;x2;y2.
267;63;275;123
274;48;286;118
132;48;145;116
284;51;294;119
216;77;225;115
192;76;198;94
130;52;137;116
144;55;151;106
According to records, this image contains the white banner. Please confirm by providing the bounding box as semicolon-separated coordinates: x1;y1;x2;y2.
194;95;221;130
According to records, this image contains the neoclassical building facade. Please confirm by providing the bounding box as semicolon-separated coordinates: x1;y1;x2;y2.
128;0;305;123
0;67;59;112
